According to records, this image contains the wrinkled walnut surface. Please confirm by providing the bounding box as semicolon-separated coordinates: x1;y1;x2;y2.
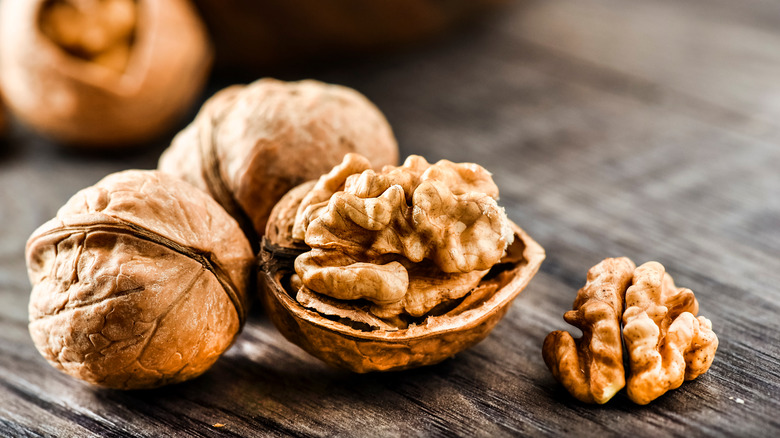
543;257;635;404
158;78;399;245
543;258;718;405
26;170;253;389
260;156;545;372
0;0;212;145
292;153;514;324
623;262;719;405
262;223;544;373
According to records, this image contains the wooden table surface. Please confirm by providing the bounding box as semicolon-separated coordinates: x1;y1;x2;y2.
2;0;779;436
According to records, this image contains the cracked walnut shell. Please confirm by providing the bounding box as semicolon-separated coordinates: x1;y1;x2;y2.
543;259;718;404
261;154;545;372
159;78;399;247
0;0;212;146
26;170;253;389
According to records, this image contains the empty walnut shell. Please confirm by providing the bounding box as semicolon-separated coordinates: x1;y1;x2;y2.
260;181;545;372
26;170;253;389
158;78;399;246
0;0;212;146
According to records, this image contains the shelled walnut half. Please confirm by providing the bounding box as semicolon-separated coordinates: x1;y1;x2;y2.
0;0;212;146
26;170;253;389
543;259;718;405
261;153;545;372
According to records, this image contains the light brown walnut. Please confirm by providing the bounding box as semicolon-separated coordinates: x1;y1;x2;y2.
0;0;212;146
40;0;137;72
543;257;635;404
159;79;399;247
623;262;719;405
26;170;253;389
260;154;545;372
543;258;718;404
292;153;514;322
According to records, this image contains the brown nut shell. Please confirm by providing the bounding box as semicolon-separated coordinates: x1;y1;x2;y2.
260;183;545;373
158;78;399;245
0;0;212;146
26;170;253;389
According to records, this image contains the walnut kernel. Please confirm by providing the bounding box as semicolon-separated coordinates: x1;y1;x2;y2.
293;153;514;323
623;262;719;405
260;154;545;372
543;259;718;404
542;257;635;404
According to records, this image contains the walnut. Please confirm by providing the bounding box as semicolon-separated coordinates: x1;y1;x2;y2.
158;78;399;247
26;170;253;389
543;259;718;404
623;262;719;405
0;0;212;146
542;257;635;404
260;153;545;372
40;0;137;72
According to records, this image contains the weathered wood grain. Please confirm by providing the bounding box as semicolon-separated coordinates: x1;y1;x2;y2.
2;0;779;436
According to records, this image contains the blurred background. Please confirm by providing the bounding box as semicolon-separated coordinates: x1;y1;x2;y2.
1;0;779;436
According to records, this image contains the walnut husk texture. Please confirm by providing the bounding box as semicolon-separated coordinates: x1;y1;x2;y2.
158;78;399;241
26;170;253;389
260;156;545;372
0;0;212;146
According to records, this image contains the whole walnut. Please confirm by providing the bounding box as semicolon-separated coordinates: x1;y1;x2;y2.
0;0;212;146
261;154;545;372
26;170;253;389
158;78;399;246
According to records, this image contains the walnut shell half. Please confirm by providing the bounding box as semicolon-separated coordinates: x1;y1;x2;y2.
260;176;545;373
0;0;212;146
26;170;253;389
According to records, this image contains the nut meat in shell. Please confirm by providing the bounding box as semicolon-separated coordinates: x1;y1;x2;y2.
260;155;545;372
0;0;212;146
26;170;253;389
